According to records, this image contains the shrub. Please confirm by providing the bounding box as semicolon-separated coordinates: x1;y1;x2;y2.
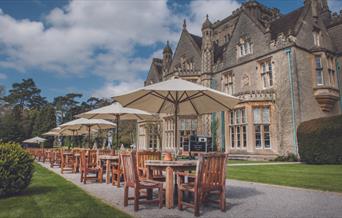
297;114;342;164
273;153;298;162
0;142;34;197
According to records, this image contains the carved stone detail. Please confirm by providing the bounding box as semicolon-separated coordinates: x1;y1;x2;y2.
313;86;339;112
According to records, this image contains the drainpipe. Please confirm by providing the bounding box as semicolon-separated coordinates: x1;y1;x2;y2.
336;60;342;111
221;111;225;152
210;79;216;151
285;48;298;155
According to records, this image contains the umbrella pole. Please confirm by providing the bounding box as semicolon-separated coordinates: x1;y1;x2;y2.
116;114;120;149
88;126;91;148
174;93;179;154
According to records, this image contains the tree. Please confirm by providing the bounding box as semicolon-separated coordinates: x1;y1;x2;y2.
2;79;47;110
53;93;82;122
0;85;8;115
32;104;56;136
86;97;111;109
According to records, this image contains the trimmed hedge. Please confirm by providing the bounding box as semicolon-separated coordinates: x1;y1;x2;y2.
0;143;34;197
297;114;342;164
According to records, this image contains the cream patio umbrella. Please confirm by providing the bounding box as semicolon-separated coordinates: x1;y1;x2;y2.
43;127;90;136
43;127;98;147
60;118;116;147
23;136;47;144
76;102;153;148
113;78;240;150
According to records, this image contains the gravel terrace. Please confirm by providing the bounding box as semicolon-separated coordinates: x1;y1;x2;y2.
38;162;342;218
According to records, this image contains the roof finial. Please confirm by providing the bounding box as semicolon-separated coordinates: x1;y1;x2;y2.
183;19;187;30
206;14;209;20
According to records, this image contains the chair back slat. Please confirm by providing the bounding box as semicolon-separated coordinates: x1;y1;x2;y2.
136;151;162;178
121;152;139;187
98;149;115;156
195;153;228;192
88;150;97;167
80;150;97;170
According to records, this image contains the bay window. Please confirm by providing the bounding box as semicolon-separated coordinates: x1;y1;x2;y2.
253;106;271;149
229;108;247;149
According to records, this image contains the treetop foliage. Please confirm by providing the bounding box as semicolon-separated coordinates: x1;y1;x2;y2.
0;78;112;143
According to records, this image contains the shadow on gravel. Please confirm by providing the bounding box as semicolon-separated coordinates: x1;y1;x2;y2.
227;185;262;199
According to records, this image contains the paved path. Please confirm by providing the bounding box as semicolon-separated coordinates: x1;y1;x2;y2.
38;162;342;218
229;162;301;166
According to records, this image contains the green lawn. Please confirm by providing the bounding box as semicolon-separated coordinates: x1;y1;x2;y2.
228;164;342;192
0;164;130;218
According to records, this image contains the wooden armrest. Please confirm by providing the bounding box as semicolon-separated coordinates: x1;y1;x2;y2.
177;172;196;186
176;172;196;178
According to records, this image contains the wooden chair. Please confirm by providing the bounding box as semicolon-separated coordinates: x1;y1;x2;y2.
136;151;165;181
98;149;115;156
49;149;61;168
80;150;101;184
121;152;163;211
177;153;228;217
60;149;75;174
72;148;82;173
111;150;125;187
42;149;49;163
36;148;45;162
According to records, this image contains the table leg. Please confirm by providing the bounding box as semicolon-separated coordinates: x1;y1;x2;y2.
98;159;103;183
76;156;80;173
166;166;174;209
106;159;110;184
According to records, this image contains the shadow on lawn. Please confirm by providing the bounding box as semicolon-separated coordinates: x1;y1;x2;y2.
18;185;56;197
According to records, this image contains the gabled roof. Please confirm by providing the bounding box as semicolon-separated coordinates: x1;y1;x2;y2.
153;58;163;73
189;33;202;50
270;7;304;40
145;58;163;84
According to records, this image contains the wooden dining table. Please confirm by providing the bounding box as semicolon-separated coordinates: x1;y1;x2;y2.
145;160;197;209
98;155;119;184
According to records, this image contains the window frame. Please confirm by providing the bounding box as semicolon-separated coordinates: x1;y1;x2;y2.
238;39;253;57
260;60;274;89
315;56;324;86
252;106;272;149
228;107;247;149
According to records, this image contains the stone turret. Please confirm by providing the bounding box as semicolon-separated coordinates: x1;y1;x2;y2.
162;40;172;77
201;14;214;75
304;0;331;24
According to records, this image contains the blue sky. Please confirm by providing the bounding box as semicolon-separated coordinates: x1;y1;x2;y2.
0;0;340;102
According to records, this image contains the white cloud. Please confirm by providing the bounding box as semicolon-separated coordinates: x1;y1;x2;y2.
187;0;240;35
0;73;7;80
0;0;179;79
0;0;241;98
92;80;144;99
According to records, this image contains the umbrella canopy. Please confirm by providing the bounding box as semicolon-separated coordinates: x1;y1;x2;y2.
42;130;60;136
113;78;240;149
42;127;91;136
60;118;115;130
77;102;153;120
60;118;115;147
23;136;47;144
76;102;154;148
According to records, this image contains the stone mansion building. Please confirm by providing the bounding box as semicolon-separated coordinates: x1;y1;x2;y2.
138;0;342;159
